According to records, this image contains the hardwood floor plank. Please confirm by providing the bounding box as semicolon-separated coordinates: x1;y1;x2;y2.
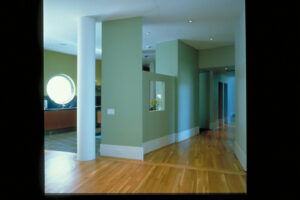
131;165;156;193
196;170;210;193
45;125;246;193
224;174;247;193
207;171;230;193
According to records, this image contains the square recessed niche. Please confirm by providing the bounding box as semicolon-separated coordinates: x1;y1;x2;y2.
149;80;165;111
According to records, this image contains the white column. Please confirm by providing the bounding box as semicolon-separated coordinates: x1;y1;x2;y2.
77;16;96;161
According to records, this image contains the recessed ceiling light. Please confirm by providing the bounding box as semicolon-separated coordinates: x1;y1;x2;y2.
188;19;193;23
209;37;213;41
146;32;150;35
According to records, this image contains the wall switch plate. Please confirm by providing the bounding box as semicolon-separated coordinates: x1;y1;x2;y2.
107;108;115;115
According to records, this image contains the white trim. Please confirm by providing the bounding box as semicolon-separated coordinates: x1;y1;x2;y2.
100;144;144;160
234;142;247;171
176;127;198;143
143;133;176;154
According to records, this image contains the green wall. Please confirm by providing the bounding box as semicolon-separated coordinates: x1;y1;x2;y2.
143;72;176;142
177;40;199;132
154;39;199;134
43;50;102;96
198;45;234;69
199;72;210;129
234;2;247;171
101;17;143;147
156;40;178;76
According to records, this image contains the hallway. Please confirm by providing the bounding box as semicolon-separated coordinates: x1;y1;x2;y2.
144;125;243;173
45;125;246;193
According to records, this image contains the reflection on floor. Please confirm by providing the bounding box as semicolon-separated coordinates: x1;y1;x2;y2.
45;124;246;193
144;124;241;172
44;128;101;155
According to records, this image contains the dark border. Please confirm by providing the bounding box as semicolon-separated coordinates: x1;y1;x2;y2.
7;0;299;199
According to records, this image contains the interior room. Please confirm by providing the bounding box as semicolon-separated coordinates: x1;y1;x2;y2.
44;50;102;154
44;0;246;194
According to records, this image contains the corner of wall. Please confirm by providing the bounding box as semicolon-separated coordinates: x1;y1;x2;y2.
176;126;199;143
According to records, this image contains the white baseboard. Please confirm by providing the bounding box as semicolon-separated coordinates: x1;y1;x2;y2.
176;126;199;142
99;127;199;160
143;133;176;154
100;144;144;160
143;127;199;154
234;142;247;171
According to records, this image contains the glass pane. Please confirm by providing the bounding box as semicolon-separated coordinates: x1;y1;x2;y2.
46;74;75;105
149;80;165;111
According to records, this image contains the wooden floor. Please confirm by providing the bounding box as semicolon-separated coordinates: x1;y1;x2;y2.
45;125;246;194
44;128;101;155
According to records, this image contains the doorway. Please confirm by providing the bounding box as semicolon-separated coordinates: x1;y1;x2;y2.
218;82;223;126
224;83;228;124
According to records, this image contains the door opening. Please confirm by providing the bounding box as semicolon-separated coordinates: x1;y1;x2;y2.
218;82;223;126
224;83;228;124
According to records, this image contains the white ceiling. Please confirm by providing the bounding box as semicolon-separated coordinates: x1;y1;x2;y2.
43;0;244;63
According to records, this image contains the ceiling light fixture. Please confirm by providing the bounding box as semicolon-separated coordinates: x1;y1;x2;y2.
146;32;150;35
188;19;193;23
209;37;213;41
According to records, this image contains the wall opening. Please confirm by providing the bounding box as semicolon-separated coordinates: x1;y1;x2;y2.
224;83;228;124
218;82;224;126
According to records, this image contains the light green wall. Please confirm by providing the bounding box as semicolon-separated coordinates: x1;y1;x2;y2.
199;72;210;129
156;40;178;76
198;45;235;69
143;72;176;142
101;17;143;147
154;39;199;134
234;2;247;171
177;40;199;132
43;50;102;96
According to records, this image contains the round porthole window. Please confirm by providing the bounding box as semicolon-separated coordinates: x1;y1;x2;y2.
46;74;75;105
